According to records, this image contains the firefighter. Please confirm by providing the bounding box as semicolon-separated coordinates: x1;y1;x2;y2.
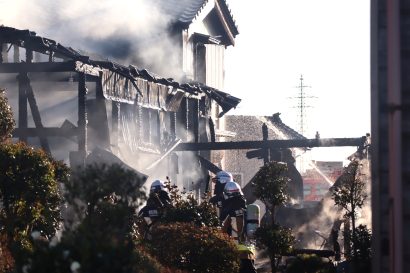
138;179;172;239
237;243;257;273
149;179;172;208
210;171;234;220
221;179;247;243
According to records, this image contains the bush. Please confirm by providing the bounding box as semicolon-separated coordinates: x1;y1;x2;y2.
160;189;219;227
22;234;165;273
0;88;15;143
0;142;68;267
285;254;336;273
255;224;295;271
19;164;162;273
148;222;240;273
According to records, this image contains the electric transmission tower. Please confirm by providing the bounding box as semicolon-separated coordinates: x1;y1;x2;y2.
291;75;316;136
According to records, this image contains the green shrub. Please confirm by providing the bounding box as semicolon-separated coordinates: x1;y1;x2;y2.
149;222;240;273
0;142;68;263
23;234;164;273
161;190;219;227
0;88;15;143
20;164;162;273
285;254;336;273
255;224;295;271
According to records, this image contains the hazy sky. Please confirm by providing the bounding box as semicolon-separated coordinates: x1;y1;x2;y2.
224;0;371;162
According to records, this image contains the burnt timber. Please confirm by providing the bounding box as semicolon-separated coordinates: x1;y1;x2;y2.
174;137;367;151
0;26;241;170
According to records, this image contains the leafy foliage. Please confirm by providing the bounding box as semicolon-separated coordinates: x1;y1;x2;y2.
252;161;290;209
0;142;68;258
331;160;368;265
0;233;14;273
19;164;165;273
252;161;294;272
148;222;240;273
160;181;219;227
255;225;294;259
0;88;15;143
64;164;146;223
331;161;367;220
24;224;164;273
285;254;336;273
343;224;372;272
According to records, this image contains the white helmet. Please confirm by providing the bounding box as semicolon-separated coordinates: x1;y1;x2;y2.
223;181;243;199
215;171;233;184
150;179;165;193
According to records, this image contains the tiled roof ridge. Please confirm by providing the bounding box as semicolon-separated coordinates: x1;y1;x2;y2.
180;0;209;24
216;0;239;35
225;114;307;140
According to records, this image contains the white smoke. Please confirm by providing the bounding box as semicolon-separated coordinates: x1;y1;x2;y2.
0;0;184;79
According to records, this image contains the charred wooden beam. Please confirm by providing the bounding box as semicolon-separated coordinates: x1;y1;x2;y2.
1;43;8;63
17;73;28;142
78;73;87;154
111;101;120;151
0;73;99;84
12;127;78;138
0;61;100;75
174;137;367;151
170;112;176;139
262;123;269;163
193;100;199;143
23;74;51;153
13;45;19;62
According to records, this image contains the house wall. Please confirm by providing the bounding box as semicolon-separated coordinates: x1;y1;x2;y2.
224;115;282;187
182;2;230;169
371;0;410;272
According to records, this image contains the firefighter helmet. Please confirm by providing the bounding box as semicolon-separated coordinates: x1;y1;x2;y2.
215;171;234;184
223;181;243;199
150;179;165;193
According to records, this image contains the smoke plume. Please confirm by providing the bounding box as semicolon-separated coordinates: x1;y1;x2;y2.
0;0;184;79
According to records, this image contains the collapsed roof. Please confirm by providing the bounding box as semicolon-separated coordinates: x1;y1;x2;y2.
0;26;241;114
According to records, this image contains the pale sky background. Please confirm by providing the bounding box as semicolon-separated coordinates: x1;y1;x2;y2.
224;0;371;163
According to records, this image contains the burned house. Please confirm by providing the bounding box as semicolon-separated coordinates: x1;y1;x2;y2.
0;21;240;191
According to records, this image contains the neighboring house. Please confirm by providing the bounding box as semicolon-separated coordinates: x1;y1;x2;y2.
0;15;240;192
302;161;343;202
224;113;305;202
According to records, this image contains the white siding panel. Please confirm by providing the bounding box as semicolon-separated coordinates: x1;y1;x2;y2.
205;44;224;90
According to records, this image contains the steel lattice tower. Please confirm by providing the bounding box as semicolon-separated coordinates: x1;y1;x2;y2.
292;75;315;136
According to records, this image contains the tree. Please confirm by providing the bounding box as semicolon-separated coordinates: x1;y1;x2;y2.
342;224;372;273
21;164;167;273
0;88;68;271
252;161;294;272
331;160;368;270
0;88;15;143
148;222;240;273
0;142;68;269
252;161;290;224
